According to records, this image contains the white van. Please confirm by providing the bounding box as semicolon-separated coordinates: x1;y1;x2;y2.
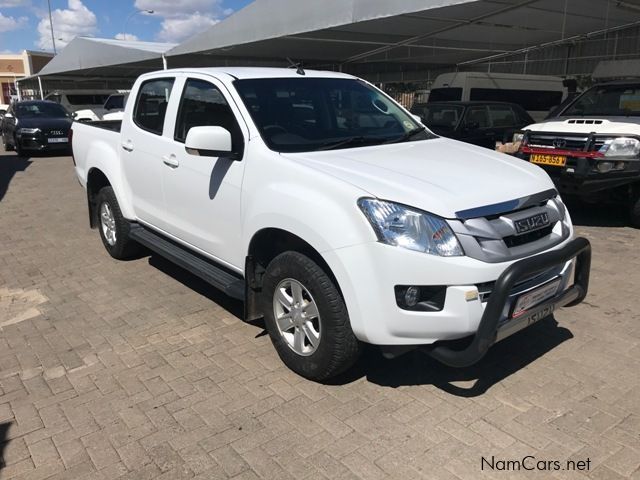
429;72;567;121
45;90;115;121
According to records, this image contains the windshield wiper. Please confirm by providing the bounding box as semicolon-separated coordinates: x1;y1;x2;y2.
316;136;385;151
383;127;429;145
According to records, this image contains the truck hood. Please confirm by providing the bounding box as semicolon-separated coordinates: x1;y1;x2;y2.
282;138;554;219
524;116;640;134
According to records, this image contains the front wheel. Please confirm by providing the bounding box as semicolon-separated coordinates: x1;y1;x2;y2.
262;252;362;381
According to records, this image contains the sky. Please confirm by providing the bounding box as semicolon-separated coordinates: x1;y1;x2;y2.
0;0;254;53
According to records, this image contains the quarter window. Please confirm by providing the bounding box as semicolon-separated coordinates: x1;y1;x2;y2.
134;78;174;135
174;79;242;152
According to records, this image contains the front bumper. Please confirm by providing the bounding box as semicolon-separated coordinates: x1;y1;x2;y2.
324;236;590;364
16;132;70;151
426;236;590;367
515;152;640;195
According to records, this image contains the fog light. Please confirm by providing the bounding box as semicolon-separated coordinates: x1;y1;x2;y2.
404;286;420;307
596;161;614;173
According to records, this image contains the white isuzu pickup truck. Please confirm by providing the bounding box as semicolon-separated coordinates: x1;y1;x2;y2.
71;67;591;380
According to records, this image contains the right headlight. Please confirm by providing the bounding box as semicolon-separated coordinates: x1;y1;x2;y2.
599;137;640;158
512;132;524;143
18;127;40;134
358;198;464;257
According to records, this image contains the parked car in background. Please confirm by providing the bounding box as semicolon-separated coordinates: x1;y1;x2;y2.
45;90;115;122
2;100;72;156
515;81;640;227
0;107;7;132
101;93;129;121
411;101;534;149
428;72;567;122
71;67;591;381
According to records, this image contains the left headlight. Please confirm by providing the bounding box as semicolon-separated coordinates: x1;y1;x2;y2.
599;137;640;158
358;198;464;257
18;127;40;134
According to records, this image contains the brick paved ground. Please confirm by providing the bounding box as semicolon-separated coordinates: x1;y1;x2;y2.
0;148;638;480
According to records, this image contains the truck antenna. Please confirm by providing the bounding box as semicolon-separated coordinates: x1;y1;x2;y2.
286;57;305;76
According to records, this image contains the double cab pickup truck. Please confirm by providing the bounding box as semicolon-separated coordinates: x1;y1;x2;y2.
515;81;640;227
71;67;591;380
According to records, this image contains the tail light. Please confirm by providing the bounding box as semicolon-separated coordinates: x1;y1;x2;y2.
69;128;75;166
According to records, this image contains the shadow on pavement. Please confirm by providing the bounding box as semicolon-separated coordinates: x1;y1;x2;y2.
148;254;244;318
145;249;573;397
565;198;629;227
0;151;31;203
326;316;573;397
0;421;11;470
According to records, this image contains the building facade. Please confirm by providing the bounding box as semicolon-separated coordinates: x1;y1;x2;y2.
0;51;53;105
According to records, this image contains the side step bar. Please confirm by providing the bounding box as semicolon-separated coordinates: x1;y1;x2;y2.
129;225;245;300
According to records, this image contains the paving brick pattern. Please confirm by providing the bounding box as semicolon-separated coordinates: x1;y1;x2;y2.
0;150;639;479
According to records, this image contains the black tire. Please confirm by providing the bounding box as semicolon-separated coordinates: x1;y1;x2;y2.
630;188;640;228
262;251;362;381
13;136;23;157
2;134;13;151
96;186;140;259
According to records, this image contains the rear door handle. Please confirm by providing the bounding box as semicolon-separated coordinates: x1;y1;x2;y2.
121;141;134;152
162;154;179;168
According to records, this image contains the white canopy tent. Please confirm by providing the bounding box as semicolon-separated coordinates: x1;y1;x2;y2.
18;37;176;97
167;0;640;81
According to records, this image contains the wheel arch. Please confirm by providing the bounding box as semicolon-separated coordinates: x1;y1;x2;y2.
86;167;112;228
244;228;343;321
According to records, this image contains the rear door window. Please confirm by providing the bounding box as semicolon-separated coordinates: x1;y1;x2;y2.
133;78;175;135
463;106;490;128
488;105;517;127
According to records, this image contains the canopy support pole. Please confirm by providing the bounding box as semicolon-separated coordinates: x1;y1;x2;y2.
16;81;22;100
162;54;168;70
37;76;44;100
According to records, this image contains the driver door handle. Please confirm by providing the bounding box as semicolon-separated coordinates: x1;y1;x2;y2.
162;154;179;168
121;140;134;152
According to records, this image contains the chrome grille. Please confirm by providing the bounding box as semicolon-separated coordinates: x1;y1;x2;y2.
448;196;570;263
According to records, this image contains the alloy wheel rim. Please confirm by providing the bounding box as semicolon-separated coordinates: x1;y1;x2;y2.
273;278;321;356
100;202;117;246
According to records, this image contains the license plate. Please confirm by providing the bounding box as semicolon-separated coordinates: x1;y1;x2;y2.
530;153;567;167
47;137;68;143
511;278;561;318
514;212;550;235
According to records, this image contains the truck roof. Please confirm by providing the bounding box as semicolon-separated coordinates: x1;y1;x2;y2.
148;67;356;80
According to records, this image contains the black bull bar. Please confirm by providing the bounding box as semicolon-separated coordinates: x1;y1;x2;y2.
426;237;591;368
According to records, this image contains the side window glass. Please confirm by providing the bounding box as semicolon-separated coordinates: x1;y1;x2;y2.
174;79;242;151
489;105;517;127
134;78;174;135
464;106;489;128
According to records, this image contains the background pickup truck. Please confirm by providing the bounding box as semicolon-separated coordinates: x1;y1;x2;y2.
514;81;640;227
71;67;591;381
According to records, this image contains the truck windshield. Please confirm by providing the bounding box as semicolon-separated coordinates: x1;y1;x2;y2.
234;77;434;152
562;85;640;117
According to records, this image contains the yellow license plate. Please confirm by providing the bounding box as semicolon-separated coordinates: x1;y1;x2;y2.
530;154;567;167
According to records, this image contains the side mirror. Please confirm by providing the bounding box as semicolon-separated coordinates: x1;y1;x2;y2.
185;126;237;159
411;114;423;124
4;113;13;119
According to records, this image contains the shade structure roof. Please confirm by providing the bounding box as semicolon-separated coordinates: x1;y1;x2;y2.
35;37;176;78
167;0;640;69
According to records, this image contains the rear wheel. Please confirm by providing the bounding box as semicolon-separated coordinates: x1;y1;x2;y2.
262;251;362;381
96;186;140;259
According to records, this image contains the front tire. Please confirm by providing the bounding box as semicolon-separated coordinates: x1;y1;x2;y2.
96;186;140;259
262;251;362;381
13;135;23;157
